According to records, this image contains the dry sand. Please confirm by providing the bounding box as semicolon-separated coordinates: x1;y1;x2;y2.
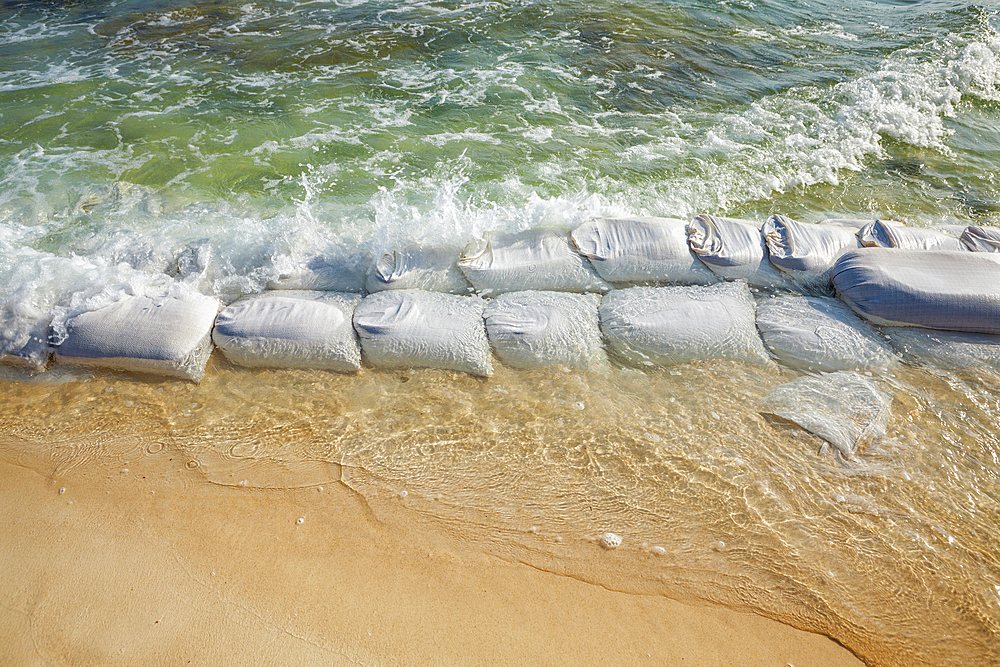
0;429;863;666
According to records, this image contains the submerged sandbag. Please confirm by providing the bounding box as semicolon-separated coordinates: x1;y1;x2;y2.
960;226;1000;253
268;254;366;293
0;316;50;372
756;295;896;373
570;217;718;285
762;371;892;459
761;215;861;290
353;290;492;376
857;220;965;251
212;291;362;372
599;282;769;367
832;248;1000;333
55;293;220;382
458;228;611;296
685;215;791;289
884;327;1000;373
484;291;606;370
365;245;471;294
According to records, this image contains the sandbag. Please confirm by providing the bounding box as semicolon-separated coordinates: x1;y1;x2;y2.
884;327;1000;373
570;217;718;285
458;229;611;296
817;218;879;230
832;248;1000;333
761;371;892;459
55;293;220;381
857;220;965;251
599;282;769;367
685;215;791;289
268;254;366;293
756;295;896;373
0;315;50;372
212;291;362;372
353;290;492;376
761;215;861;290
365;245;471;294
484;291;606;370
960;226;1000;253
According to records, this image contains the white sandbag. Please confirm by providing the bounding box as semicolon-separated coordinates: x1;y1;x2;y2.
268;254;366;293
857;220;965;251
832;248;1000;333
458;228;611;296
55;293;220;381
484;291;606;370
365;245;471;294
353;290;492;376
761;215;861;289
884;327;1000;373
960;226;1000;252
817;218;877;230
761;371;892;459
756;295;896;373
570;217;718;285
599;282;769;367
212;291;362;372
0;316;50;372
685;215;792;289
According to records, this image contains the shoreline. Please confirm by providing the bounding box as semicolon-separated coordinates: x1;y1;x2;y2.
0;428;863;666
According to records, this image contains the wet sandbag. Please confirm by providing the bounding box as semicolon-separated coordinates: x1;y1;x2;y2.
484;291;606;370
762;371;892;459
884;327;1000;373
458;228;611;296
857;220;965;251
570;217;718;286
685;215;791;289
832;248;1000;333
599;282;769;367
365;245;471;294
762;215;861;290
0;315;50;372
268;254;366;293
756;295;896;373
353;290;492;376
960;225;1000;253
212;291;362;372
55;293;220;381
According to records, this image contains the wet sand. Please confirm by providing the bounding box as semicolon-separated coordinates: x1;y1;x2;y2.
0;426;862;666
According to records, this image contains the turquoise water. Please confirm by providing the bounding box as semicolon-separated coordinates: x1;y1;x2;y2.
2;1;1000;665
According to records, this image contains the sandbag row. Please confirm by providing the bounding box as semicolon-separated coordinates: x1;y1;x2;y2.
267;216;998;307
13;277;1000;383
30;282;773;380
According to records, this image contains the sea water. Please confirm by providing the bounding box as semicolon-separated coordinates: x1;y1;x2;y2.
0;1;999;665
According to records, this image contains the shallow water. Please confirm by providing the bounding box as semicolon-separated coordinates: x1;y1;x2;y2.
2;0;1000;665
2;356;999;666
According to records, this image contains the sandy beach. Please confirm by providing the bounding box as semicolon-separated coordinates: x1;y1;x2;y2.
0;419;862;666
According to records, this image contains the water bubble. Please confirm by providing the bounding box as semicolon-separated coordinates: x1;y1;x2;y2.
600;532;622;549
296;517;305;525
651;546;667;556
58;487;65;495
398;490;408;498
